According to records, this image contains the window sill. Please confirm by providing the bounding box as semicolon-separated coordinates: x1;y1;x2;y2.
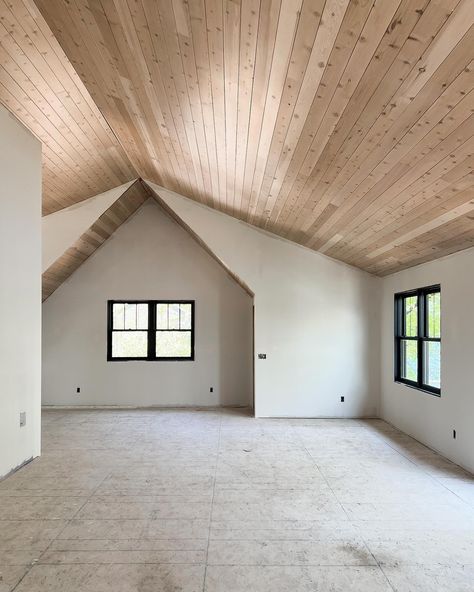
107;357;195;362
394;380;441;397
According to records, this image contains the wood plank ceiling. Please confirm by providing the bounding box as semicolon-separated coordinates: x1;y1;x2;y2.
0;0;137;214
42;179;149;300
2;0;474;275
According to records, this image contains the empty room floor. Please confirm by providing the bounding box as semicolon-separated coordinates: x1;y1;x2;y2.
1;409;473;592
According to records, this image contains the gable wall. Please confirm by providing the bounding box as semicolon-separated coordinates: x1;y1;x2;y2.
42;200;253;407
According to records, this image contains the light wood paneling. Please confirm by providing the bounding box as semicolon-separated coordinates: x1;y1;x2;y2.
0;0;136;214
42;180;149;300
5;0;474;273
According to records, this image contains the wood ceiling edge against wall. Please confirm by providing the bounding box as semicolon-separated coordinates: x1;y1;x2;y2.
42;179;150;301
143;179;382;283
143;180;255;298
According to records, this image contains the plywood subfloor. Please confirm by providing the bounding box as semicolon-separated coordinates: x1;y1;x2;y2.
0;408;473;591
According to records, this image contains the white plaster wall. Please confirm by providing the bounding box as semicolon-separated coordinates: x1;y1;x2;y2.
0;106;42;478
148;182;380;418
380;247;474;473
42;200;253;407
42;180;135;271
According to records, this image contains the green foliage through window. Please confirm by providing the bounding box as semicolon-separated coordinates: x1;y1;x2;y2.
395;286;441;395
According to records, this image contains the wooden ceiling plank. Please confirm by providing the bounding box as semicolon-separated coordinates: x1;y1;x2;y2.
314;119;474;256
152;0;209;202
317;71;474;255
5;0;135;184
205;0;229;208
175;0;218;206
334;142;474;262
233;0;261;216
100;0;181;189
276;0;444;236
250;0;328;221
163;0;214;202
280;0;459;239
300;1;472;243
317;102;474;259
261;0;403;230
239;0;281;217
252;0;377;230
345;174;474;265
304;40;474;252
367;211;474;276
0;18;121;190
0;74;112;200
222;0;241;213
305;29;474;249
184;0;221;207
338;159;474;263
117;0;190;196
42;0;155;179
246;0;304;223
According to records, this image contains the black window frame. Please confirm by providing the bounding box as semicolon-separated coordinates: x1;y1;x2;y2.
394;285;441;396
107;300;195;362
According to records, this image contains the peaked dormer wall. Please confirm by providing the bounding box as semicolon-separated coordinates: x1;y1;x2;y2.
42;199;253;408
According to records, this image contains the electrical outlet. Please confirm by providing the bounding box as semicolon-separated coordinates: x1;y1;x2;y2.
453;429;456;439
76;387;81;394
340;396;345;403
19;412;26;427
210;387;214;393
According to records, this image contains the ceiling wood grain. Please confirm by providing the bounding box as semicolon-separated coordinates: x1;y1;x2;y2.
3;0;474;273
42;179;149;300
0;0;137;214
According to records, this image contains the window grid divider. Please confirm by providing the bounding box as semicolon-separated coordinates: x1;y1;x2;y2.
107;300;195;362
394;285;440;396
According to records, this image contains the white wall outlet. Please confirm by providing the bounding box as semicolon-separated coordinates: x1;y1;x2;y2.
19;412;26;427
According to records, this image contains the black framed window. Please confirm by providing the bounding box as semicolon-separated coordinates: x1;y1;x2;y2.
107;300;194;361
394;285;440;396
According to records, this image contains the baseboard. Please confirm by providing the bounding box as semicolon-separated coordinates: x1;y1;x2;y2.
0;455;34;482
42;404;251;411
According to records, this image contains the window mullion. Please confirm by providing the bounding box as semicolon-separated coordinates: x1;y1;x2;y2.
417;291;424;388
148;301;156;360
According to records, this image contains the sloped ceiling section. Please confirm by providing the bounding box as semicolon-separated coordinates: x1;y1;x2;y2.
1;0;474;274
0;0;137;214
42;180;136;270
42;179;148;300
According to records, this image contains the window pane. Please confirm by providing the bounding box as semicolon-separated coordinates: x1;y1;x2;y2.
168;303;180;329
424;341;440;389
113;303;125;329
400;339;417;382
112;331;147;358
180;304;192;330
404;296;418;337
124;303;137;329
156;331;192;358
156;303;168;329
427;292;441;338
136;303;148;330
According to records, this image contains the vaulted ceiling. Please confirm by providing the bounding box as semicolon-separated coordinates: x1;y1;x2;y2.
1;0;473;275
